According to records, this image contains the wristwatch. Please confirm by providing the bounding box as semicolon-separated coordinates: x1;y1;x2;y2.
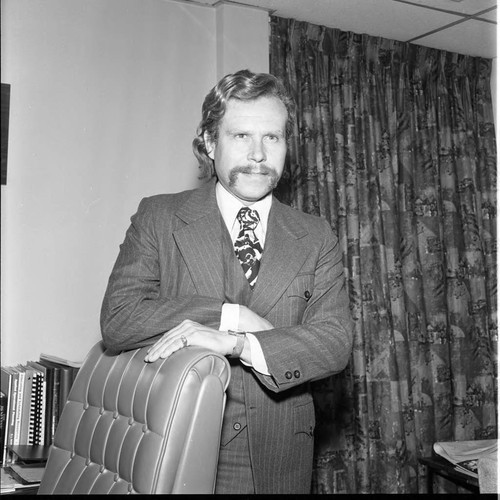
227;330;246;358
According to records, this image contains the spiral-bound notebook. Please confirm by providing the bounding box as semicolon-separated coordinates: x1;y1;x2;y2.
26;368;45;446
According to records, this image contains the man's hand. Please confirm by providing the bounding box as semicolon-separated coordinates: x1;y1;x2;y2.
144;319;233;363
144;307;274;364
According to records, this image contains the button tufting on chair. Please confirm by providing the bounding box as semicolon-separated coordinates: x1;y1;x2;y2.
37;341;231;495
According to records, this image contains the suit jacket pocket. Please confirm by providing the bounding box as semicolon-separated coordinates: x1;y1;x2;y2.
293;400;315;438
287;273;314;299
284;273;315;321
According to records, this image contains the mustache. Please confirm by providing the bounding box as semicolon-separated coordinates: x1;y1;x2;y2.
228;164;280;187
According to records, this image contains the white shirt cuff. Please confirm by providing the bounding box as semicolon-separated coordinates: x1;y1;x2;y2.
244;333;270;375
219;303;270;375
220;303;239;331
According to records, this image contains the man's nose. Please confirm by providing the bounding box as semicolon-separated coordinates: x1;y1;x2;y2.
248;139;266;163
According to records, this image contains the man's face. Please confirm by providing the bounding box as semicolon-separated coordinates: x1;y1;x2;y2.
205;96;288;205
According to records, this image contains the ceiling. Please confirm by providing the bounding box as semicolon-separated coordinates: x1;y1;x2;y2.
183;0;497;58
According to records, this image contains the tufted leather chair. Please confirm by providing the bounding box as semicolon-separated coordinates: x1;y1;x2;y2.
37;341;230;494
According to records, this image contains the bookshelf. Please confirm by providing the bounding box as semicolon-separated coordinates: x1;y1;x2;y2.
0;354;82;467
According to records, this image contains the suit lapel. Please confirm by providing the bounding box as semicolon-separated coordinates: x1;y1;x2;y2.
172;184;310;311
173;180;225;300
249;199;309;316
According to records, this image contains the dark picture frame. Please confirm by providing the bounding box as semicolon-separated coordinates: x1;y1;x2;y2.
1;83;11;185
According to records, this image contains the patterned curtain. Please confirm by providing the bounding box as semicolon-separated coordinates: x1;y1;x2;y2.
270;16;497;494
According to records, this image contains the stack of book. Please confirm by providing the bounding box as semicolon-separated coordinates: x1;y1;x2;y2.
0;353;82;465
1;463;45;494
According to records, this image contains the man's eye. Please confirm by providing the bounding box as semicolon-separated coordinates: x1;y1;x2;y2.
235;133;247;139
266;135;279;142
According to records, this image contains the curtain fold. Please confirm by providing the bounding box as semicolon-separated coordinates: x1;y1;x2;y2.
270;17;497;494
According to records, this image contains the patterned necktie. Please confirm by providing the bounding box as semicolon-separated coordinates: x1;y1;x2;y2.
234;207;263;289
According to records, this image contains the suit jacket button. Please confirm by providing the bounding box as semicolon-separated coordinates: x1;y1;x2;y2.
304;290;311;300
233;422;241;431
294;370;300;378
285;371;293;379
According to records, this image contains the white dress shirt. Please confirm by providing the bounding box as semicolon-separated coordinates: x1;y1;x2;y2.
216;181;270;375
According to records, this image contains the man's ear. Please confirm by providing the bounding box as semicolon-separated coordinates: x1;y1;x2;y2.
204;131;215;160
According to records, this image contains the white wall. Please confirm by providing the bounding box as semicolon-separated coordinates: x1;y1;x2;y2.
1;0;269;365
215;2;270;79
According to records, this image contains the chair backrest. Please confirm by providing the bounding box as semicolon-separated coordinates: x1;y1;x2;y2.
37;341;230;494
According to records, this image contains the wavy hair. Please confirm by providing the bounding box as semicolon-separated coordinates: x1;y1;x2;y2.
192;69;296;179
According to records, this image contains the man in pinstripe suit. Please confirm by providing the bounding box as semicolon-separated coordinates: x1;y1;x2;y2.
100;70;354;494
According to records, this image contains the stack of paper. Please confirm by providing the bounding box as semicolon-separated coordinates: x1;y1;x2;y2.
433;439;498;478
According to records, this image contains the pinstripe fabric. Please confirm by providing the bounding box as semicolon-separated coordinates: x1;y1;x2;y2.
213;223;255;492
215;427;254;494
100;179;354;494
219;219;251;448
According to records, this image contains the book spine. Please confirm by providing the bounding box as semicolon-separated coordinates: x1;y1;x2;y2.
39;373;46;445
7;374;19;459
13;369;25;445
28;373;37;445
0;391;7;466
0;369;12;466
19;368;34;445
57;366;72;417
50;368;60;442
